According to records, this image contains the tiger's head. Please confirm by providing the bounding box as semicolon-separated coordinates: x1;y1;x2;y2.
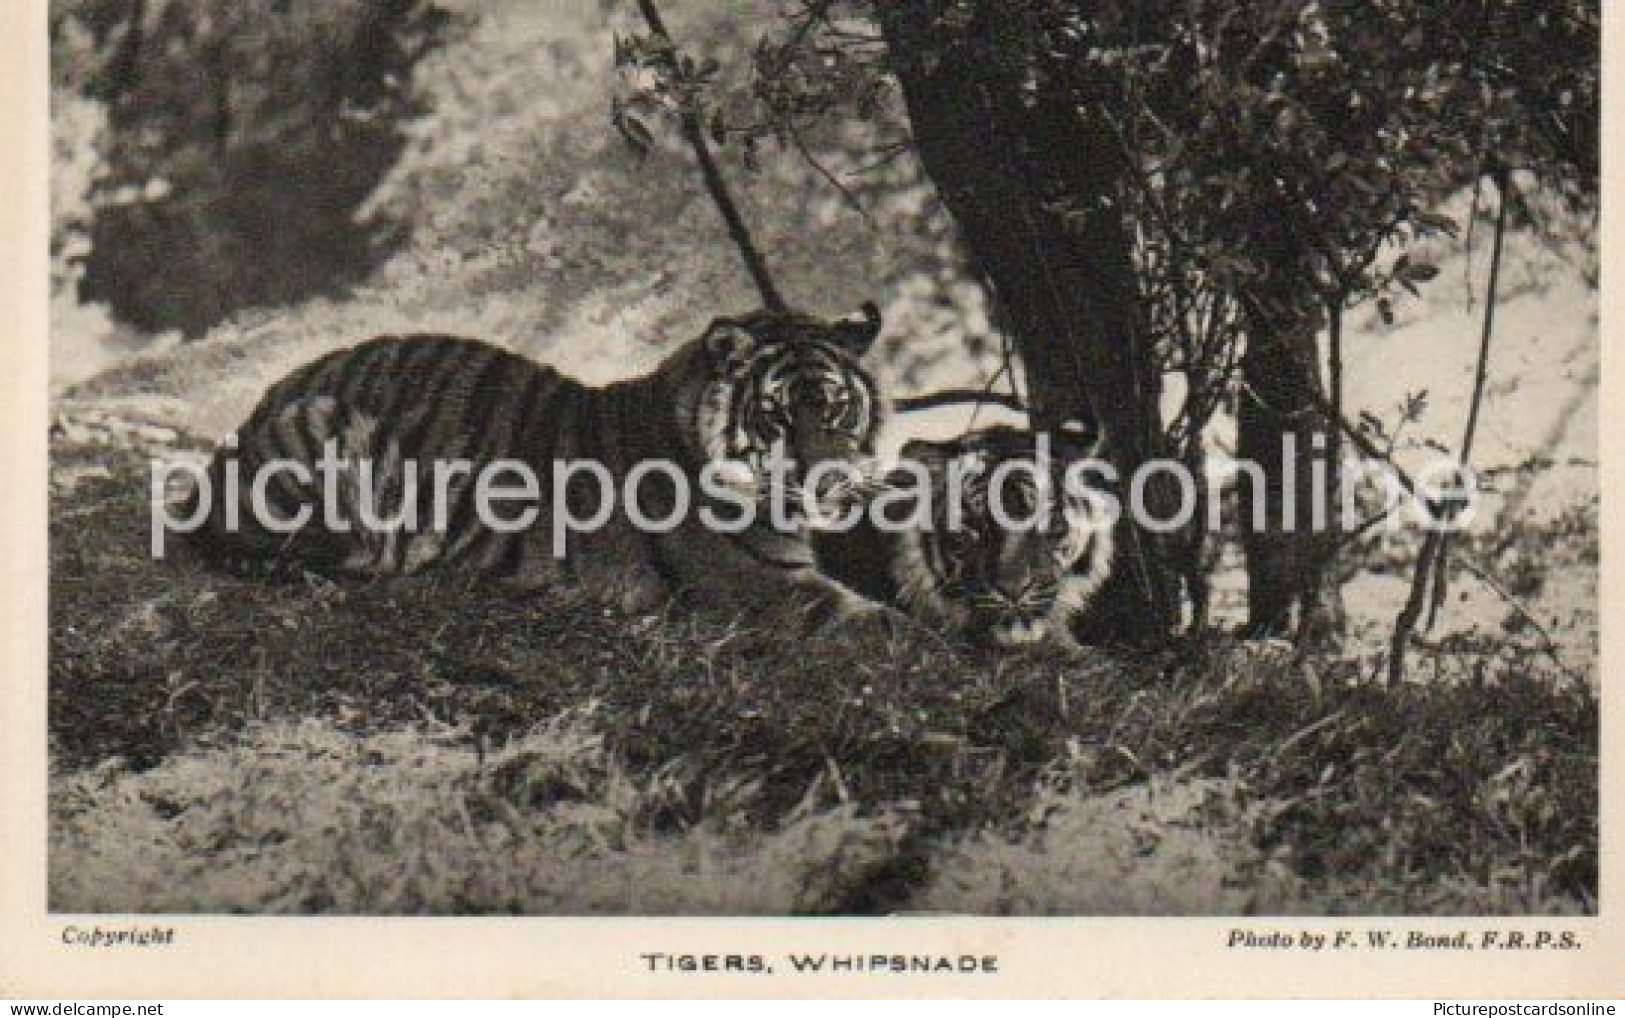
891;425;1114;648
675;304;887;515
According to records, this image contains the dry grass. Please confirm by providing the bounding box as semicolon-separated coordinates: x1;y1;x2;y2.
49;436;1597;915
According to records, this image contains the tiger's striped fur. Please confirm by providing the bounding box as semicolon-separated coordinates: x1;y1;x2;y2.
183;307;888;617
813;425;1114;648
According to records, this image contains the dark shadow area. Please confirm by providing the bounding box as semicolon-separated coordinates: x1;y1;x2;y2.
54;0;451;337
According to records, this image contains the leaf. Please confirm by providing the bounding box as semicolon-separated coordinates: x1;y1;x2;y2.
613;109;655;158
1414;211;1459;236
1399;260;1439;283
709;108;727;146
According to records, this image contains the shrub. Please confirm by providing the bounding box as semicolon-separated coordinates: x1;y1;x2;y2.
52;0;451;337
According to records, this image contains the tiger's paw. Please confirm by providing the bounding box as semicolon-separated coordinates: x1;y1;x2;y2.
830;596;921;648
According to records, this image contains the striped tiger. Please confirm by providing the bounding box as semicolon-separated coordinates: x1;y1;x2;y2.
812;425;1115;648
181;306;889;618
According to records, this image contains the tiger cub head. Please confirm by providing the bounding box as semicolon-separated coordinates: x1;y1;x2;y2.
675;303;887;514
892;424;1114;648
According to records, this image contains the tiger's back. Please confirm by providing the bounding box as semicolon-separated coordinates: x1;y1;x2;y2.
185;308;888;617
194;335;627;583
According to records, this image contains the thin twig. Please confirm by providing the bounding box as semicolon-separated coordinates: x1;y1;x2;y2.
846;138;915;175
1457;168;1510;468
635;0;788;312
1389;528;1443;685
1427;165;1510;629
1449;552;1585;683
894;389;1028;416
784;123;875;226
1311;390;1421;501
1389;167;1509;682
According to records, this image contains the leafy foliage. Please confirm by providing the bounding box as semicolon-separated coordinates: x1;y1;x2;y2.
647;0;1596;642
738;0;1595;407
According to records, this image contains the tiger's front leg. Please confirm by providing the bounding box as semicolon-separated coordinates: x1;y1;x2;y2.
791;570;916;644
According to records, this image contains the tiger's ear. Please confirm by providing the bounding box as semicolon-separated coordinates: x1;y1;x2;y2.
1052;497;1096;569
829;301;882;355
701;320;759;368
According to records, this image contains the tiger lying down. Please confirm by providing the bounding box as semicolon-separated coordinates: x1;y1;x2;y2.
178;307;1113;646
181;306;888;621
812;425;1115;649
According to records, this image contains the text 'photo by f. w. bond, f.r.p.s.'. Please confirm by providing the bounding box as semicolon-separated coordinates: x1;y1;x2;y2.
47;0;1597;918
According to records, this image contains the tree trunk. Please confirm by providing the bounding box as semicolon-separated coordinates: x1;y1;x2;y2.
1237;299;1329;637
877;1;1178;644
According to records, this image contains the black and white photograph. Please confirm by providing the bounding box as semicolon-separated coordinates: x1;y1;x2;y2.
41;0;1599;924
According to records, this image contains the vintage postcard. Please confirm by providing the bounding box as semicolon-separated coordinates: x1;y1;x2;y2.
3;0;1621;999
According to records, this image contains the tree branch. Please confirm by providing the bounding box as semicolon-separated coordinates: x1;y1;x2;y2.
894;389;1028;415
1389;167;1510;683
635;0;789;312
